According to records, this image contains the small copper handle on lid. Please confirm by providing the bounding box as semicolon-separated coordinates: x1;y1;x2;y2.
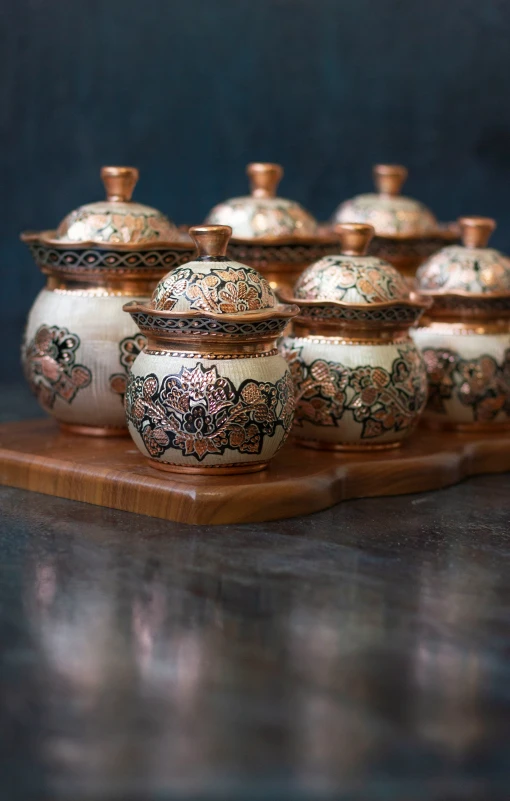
101;166;139;202
373;164;408;197
247;162;283;199
458;216;496;248
189;225;232;258
335;223;375;257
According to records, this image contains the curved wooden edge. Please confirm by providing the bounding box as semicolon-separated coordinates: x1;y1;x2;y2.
0;419;509;525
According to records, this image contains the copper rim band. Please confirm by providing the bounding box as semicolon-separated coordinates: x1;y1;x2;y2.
47;274;156;297
143;334;280;352
292;321;413;342
416;318;510;336
147;458;269;475
295;437;402;452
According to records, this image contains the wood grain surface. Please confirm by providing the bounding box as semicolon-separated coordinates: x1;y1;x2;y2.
0;418;509;525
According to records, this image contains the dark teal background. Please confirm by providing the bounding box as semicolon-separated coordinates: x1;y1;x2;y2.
2;0;510;378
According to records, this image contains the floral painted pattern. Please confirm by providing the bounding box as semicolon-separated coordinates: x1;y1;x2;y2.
23;324;92;410
283;343;427;440
416;246;510;294
151;264;276;313
333;194;437;235
57;206;177;244
109;333;147;401
422;347;510;422
206;197;318;239
125;363;294;461
294;257;409;304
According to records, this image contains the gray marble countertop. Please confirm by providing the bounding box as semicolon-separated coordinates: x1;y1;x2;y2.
1;385;509;800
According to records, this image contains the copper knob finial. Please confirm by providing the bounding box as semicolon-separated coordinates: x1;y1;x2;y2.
373;164;408;197
247;163;283;199
101;166;139;202
458;216;496;249
189;225;232;258
336;223;375;256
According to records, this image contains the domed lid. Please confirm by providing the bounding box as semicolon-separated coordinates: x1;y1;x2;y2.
151;225;279;313
55;166;179;244
332;164;437;236
417;217;510;295
294;223;412;305
205;163;318;240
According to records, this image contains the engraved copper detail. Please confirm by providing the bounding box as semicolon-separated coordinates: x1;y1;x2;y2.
125;364;294;462
23;324;92;410
283;342;427;441
109;333;147;401
422;347;510;424
151;264;276;314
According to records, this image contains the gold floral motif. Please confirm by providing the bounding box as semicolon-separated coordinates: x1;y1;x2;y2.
422;347;510;422
125;363;294;461
151;265;276;313
23;324;92;410
295;257;409;304
109;333;147;401
283;342;427;439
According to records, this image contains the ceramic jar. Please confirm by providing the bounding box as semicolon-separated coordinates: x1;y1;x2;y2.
331;165;457;278
123;225;298;474
205;163;339;293
21;166;195;435
413;217;510;431
280;223;430;450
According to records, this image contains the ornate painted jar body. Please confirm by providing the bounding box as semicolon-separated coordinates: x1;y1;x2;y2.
413;217;510;431
281;224;429;450
124;225;298;474
330;165;457;278
21;166;195;435
205;163;339;293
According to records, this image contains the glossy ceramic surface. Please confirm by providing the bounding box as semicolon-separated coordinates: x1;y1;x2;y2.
20;167;196;435
416;217;510;294
205;163;318;240
332;164;437;236
22;290;144;432
414;217;510;430
282;224;429;449
55;166;179;244
124;225;298;473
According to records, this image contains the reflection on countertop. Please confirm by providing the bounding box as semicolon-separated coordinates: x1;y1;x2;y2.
0;384;509;800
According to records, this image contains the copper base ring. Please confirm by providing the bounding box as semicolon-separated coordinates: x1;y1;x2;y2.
295;437;402;452
147;458;269;476
60;422;129;438
423;417;510;434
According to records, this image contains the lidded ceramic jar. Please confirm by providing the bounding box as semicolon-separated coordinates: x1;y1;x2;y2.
413;217;510;431
205;163;339;292
280;223;430;450
331;165;457;278
21;166;195;436
123;225;298;474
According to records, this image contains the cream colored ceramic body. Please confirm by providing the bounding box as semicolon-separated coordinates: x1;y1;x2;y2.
282;334;427;448
415;217;510;430
125;348;294;470
23;289;146;431
412;324;510;429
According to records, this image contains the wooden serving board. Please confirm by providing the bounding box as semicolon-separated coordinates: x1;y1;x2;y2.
0;419;509;525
